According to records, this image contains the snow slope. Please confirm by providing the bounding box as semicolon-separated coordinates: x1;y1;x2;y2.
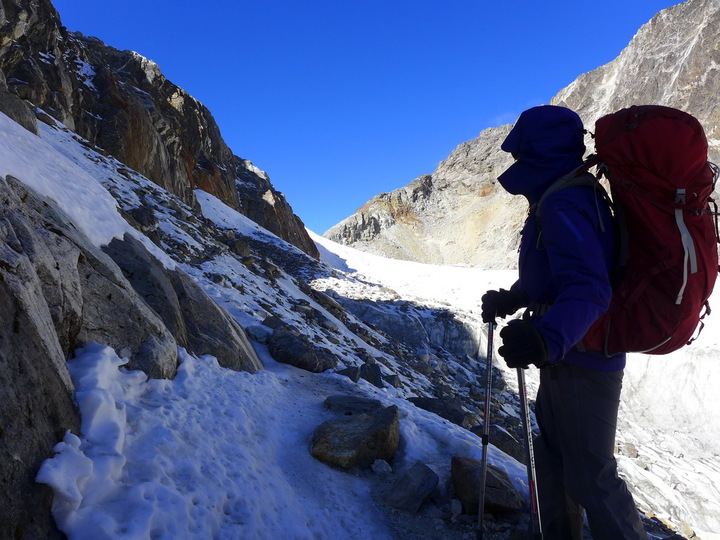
0;112;519;539
312;232;720;538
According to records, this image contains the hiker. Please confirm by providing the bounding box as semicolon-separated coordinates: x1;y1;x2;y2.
481;105;648;539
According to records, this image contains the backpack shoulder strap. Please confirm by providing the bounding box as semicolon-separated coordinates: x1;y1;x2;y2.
535;172;602;220
533;158;611;247
534;159;629;290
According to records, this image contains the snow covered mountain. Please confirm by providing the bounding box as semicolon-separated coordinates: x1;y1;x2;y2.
325;0;720;268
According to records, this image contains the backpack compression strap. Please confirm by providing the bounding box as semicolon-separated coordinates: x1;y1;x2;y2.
675;188;699;304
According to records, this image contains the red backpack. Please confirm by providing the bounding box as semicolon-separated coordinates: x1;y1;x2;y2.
579;105;719;356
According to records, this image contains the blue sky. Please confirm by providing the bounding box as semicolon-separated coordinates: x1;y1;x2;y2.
53;0;679;234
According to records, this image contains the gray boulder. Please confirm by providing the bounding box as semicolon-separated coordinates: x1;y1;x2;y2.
469;423;524;463
103;233;263;373
360;362;385;388
168;268;262;372
268;324;338;372
0;88;38;134
451;456;524;515
409;396;469;427
335;366;361;383
383;461;440;513
75;245;177;379
323;394;384;416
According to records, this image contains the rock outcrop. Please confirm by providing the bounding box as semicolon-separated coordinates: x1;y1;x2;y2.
552;0;720;166
0;165;263;536
0;174;172;539
1;175;178;378
451;456;524;515
338;296;478;359
383;461;440;514
0;0;319;259
268;323;339;373
0;179;79;540
103;233;262;373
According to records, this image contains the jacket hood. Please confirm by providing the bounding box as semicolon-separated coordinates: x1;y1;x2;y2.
498;105;586;203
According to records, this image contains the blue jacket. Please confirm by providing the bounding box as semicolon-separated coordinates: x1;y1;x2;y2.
498;106;625;372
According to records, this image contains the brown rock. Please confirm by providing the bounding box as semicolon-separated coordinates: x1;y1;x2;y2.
311;405;400;469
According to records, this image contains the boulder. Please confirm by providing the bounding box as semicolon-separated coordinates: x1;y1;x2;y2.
0;89;37;134
383;461;440;513
468;424;524;463
323;395;383;416
360;362;385;388
262;315;285;329
168;268;262;371
451;456;524;515
73;244;178;379
409;396;468;427
268;324;338;372
311;405;400;469
335;366;361;383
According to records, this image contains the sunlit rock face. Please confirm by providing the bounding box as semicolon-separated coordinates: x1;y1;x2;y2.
0;0;319;259
326;0;720;268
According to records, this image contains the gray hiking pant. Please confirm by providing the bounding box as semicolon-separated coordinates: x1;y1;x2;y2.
533;363;648;540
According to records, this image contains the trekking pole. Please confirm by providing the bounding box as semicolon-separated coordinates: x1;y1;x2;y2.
476;321;494;540
517;367;543;539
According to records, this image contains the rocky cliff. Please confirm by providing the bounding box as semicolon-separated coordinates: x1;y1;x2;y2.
325;0;720;268
0;0;324;535
0;0;319;259
326;126;523;268
0;167;263;539
553;0;720;153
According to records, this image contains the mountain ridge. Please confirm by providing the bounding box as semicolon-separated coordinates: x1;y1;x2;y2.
0;0;319;259
325;0;720;267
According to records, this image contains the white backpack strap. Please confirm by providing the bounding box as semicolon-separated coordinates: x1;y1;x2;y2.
674;188;698;305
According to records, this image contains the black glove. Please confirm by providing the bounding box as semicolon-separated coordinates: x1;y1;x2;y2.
481;288;525;323
498;320;549;369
